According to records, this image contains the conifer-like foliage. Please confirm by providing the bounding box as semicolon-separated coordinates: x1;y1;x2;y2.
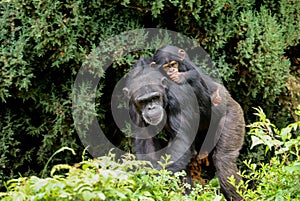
0;0;299;192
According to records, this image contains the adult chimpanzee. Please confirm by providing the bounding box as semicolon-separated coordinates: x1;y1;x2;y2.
123;58;200;175
153;45;245;200
123;47;245;200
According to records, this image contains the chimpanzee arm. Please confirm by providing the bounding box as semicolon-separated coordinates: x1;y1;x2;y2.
181;69;199;84
132;125;163;167
133;138;156;155
160;85;199;173
177;63;206;89
165;110;199;172
164;133;195;172
133;138;158;163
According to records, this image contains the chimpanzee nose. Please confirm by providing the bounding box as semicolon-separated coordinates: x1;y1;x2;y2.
148;105;155;110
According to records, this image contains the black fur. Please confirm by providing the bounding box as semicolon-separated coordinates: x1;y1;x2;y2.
124;48;245;201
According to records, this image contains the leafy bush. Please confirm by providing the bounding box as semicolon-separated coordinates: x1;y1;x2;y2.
0;151;224;201
120;0;300;115
1;108;300;200
1;0;299;191
0;0;143;188
232;107;300;200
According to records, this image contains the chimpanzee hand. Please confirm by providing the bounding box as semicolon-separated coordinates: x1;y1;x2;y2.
168;71;186;84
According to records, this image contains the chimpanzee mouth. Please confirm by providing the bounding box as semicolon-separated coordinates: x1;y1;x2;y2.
142;112;164;126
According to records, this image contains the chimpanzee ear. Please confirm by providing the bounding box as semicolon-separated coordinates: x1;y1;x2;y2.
123;87;130;98
178;49;185;61
161;77;168;88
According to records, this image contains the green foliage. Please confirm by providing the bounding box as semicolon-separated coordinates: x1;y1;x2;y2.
119;0;300;121
0;0;142;189
1;0;300;192
248;107;300;156
231;107;300;200
1;109;300;200
0;152;223;201
236;158;300;200
232;7;290;109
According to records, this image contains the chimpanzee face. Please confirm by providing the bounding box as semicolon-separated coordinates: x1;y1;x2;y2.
123;73;168;126
134;90;165;125
162;61;179;75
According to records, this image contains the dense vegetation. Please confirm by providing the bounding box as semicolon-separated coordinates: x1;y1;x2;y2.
1;0;299;198
1;108;299;200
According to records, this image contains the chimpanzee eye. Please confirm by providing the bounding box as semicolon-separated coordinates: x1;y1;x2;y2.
163;64;169;69
152;96;160;102
170;61;177;68
140;99;147;105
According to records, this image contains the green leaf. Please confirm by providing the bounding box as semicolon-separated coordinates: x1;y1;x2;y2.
250;135;264;149
116;191;127;199
280;127;292;141
95;192;106;200
283;163;300;173
82;191;95;201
